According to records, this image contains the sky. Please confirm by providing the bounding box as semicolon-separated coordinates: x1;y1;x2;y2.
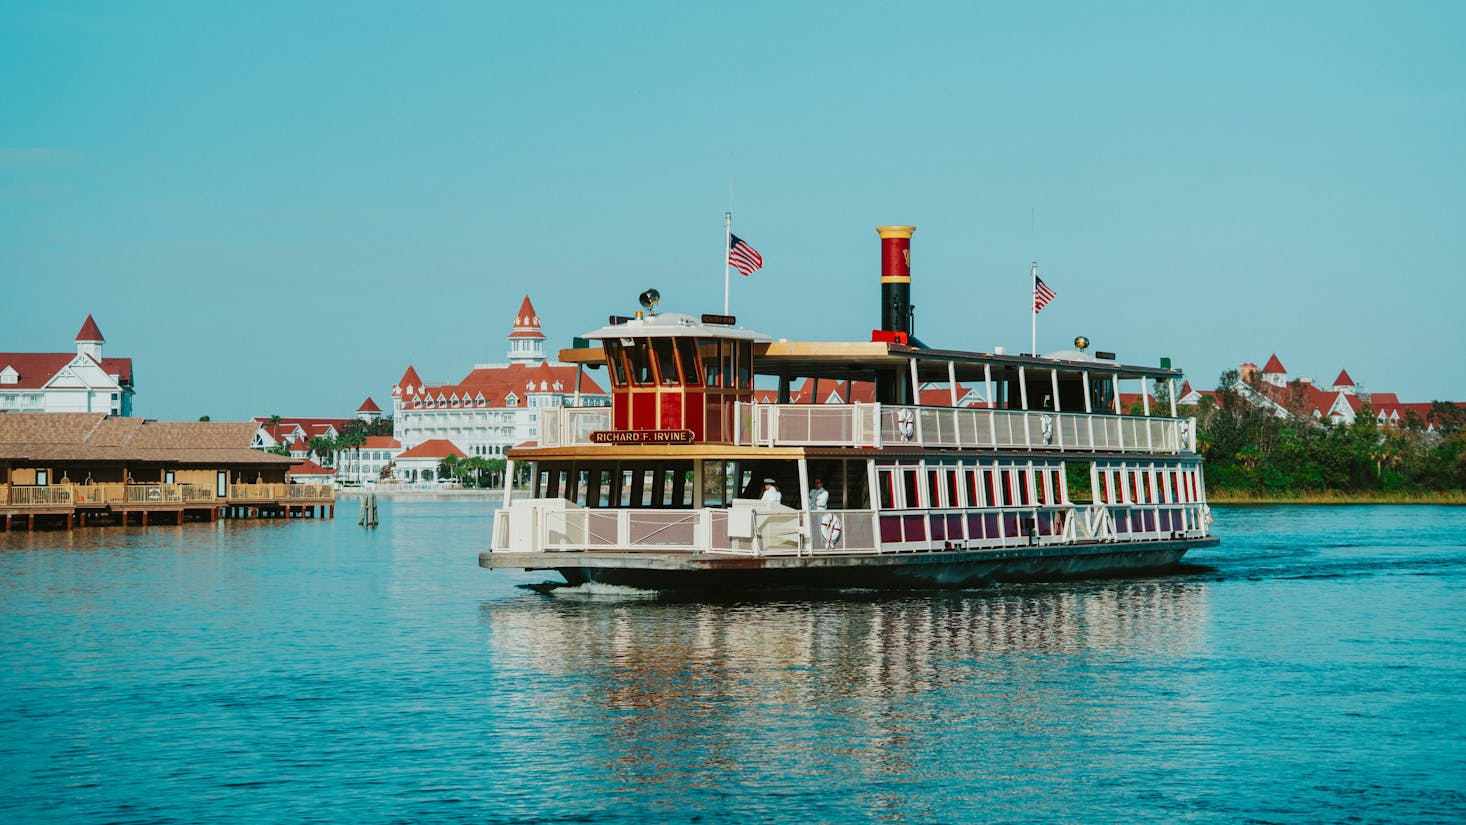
2;1;1463;420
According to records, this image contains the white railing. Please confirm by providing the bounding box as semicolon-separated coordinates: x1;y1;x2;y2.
534;402;1195;454
741;403;1195;455
539;406;614;448
493;499;1210;557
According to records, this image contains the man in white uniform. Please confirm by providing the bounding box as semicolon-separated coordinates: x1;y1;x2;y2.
760;478;782;506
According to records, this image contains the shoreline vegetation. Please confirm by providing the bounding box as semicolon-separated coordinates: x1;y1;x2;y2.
1188;369;1465;504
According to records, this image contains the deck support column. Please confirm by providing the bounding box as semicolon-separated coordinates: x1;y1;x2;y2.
947;361;958;407
141;511;148;526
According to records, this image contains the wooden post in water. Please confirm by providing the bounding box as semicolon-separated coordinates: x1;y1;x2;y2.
359;493;378;527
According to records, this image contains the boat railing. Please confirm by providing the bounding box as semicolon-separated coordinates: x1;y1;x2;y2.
493;498;1210;557
740;403;1196;454
538;406;614;448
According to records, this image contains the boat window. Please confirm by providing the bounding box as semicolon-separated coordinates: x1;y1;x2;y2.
603;341;629;388
624;339;655;386
701;340;723;388
735;341;753;389
927;468;942;508
965;468;981;507
948;469;963;508
877;469;895;509
901;468;920;509
652;338;681;385
676;338;703;386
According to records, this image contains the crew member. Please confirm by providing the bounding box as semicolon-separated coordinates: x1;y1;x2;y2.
809;478;829;511
760;478;782;506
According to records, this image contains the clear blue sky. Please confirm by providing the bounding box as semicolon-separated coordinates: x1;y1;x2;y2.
3;1;1462;420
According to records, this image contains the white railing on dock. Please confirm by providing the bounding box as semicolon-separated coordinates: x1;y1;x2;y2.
494;498;1210;558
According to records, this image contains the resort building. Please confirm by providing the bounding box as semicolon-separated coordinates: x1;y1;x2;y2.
391;439;466;484
333;435;402;486
1178;354;1465;430
250;417;355;452
391;295;609;458
0;315;135;416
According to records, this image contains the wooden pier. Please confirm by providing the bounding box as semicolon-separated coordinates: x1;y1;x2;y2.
0;412;335;531
0;481;335;530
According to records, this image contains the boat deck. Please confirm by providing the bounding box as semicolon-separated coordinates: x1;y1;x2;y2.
481;535;1219;590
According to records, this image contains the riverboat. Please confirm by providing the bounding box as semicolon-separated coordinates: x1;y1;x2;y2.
479;225;1218;590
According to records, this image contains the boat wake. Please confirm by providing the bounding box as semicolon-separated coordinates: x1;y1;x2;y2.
518;581;663;600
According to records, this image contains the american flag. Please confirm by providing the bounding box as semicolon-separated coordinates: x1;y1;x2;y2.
728;234;764;276
1034;276;1056;312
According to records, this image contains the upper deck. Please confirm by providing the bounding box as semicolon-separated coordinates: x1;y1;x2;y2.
531;326;1194;458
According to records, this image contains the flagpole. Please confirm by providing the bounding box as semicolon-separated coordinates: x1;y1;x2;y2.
1031;260;1038;356
724;212;732;315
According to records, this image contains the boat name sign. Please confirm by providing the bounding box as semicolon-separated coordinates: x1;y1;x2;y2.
589;429;696;445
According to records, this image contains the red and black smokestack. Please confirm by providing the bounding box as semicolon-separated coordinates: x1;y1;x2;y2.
877;225;916;340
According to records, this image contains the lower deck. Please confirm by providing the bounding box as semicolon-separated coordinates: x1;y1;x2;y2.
482;535;1218;590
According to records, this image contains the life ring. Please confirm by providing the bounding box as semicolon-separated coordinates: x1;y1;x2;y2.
896;408;915;441
147;487;161;501
818;513;843;547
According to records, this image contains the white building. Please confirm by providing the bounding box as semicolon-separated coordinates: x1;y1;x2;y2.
0;315;135;415
333;435;403;486
391;295;609;457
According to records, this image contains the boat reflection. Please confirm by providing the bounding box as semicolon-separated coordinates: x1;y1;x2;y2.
479;582;1209;805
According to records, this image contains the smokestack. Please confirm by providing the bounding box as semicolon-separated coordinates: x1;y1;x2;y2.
877;225;915;335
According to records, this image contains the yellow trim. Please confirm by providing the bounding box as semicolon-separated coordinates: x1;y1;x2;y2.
508;444;807;460
876;225;916;239
880;275;912;284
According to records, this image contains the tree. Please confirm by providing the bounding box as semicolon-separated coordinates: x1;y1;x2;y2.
267;442;291;456
308;435;337;467
198;415;211;422
269;414;282;425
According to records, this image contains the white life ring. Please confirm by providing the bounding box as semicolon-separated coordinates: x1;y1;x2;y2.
147;487;161;501
819;513;843;547
896;408;916;441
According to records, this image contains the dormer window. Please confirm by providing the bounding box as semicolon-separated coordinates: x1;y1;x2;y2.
0;366;16;385
505;393;519;407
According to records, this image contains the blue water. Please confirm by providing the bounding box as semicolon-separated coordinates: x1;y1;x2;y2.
2;502;1463;824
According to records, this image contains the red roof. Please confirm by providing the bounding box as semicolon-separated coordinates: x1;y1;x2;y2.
357;397;381;413
1370;393;1400;406
751;379;989;407
0;352;133;389
75;314;104;343
1261;354;1286;374
396;439;468;460
394;365;424;396
1333;369;1355;387
399;361;605;410
508;295;546;340
287;458;334;476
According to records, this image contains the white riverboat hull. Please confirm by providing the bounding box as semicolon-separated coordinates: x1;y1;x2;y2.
481;536;1218;591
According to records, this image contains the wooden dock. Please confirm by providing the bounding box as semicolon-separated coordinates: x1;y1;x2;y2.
0;482;335;530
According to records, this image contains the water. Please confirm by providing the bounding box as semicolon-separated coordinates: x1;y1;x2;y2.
2;502;1463;824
